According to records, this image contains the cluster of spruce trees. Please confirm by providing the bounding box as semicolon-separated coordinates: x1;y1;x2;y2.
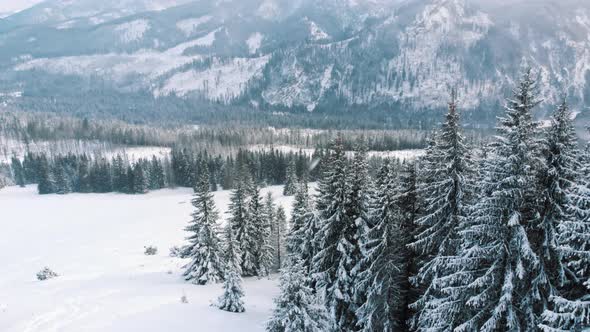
184;70;589;331
181;161;292;312
11;152;167;194
10;145;312;195
170;148;314;191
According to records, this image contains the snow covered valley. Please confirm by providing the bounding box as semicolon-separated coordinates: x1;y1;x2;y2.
0;185;295;332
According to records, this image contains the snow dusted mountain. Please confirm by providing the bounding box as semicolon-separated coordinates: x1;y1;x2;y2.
1;0;590;124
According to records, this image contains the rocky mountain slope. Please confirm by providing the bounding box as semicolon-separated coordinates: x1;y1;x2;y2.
1;0;589;125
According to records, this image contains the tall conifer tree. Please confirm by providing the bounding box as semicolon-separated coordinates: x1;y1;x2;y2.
283;159;298;196
312;136;360;331
183;165;224;285
37;154;54;194
540;101;590;331
230;174;257;276
439;69;543;331
274;206;288;271
410;91;473;329
217;219;245;313
355;163;405;331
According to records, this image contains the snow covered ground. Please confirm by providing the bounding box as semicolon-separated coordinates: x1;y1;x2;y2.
0;137;113;164
0;136;170;163
0;184;295;332
104;146;172;162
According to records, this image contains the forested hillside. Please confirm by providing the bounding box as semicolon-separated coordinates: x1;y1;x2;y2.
1;0;590;128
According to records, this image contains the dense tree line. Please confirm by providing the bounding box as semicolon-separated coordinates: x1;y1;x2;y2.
170;147;315;191
11;152;167;195
262;71;589;331
0;110;435;156
10;146;317;195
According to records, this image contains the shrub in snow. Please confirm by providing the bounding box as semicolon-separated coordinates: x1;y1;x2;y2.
181;294;189;304
36;267;58;281
144;245;158;255
217;265;245;313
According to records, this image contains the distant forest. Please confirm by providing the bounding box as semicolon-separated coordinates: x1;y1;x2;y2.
0;71;502;130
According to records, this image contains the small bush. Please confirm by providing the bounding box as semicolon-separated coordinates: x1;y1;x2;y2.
144;245;158;255
37;267;58;281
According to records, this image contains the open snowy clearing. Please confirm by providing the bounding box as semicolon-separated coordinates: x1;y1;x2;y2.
0;136;171;164
0;185;295;332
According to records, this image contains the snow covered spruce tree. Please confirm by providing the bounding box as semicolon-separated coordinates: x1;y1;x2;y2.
312;136;364;331
248;184;272;277
409;91;474;330
229;170;258;276
53;161;71;195
533;99;579;322
540;101;589;331
261;192;277;274
217;219;246;313
11;156;26;187
442;69;544;331
374;158;391;189
347;137;373;244
355;162;406;332
37;154;55;194
287;178;308;257
257;217;274;278
396;160;420;329
148;156;166;190
274;206;288;271
132;161;148;194
287;178;320;277
264;192;276;232
345;137;374;320
266;257;328;332
183;164;224;285
283;159;298;196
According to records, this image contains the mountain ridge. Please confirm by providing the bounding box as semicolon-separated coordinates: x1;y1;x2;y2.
1;0;589;127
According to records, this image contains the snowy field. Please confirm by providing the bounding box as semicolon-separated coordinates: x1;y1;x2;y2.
0;136;170;163
0;185;295;332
